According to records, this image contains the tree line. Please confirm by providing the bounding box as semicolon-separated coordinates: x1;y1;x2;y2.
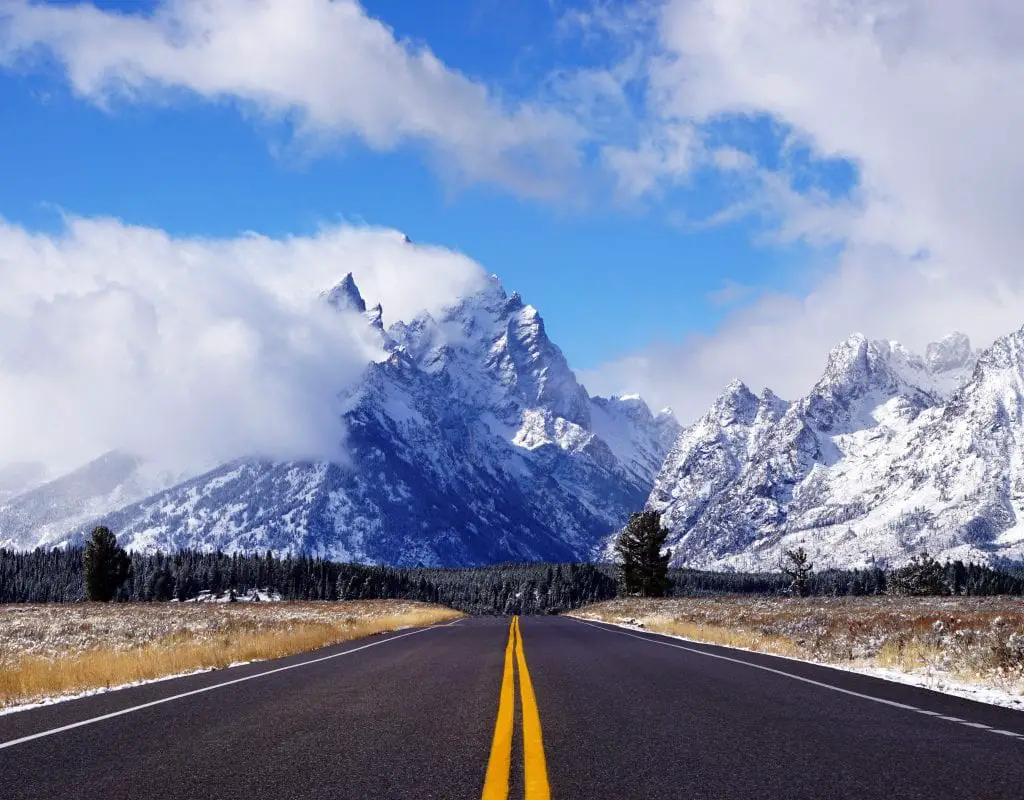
0;536;616;614
664;560;1024;597
2;517;1022;612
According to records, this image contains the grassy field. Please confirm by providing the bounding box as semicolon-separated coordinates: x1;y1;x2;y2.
570;596;1024;703
0;600;462;709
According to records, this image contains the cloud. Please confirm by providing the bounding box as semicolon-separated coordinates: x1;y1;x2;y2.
584;242;1024;419
710;146;754;172
601;121;697;199
6;0;1024;433
705;279;753;307
0;216;487;473
0;0;584;198
584;0;1024;420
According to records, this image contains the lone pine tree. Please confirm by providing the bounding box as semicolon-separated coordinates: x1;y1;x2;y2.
614;510;672;597
83;526;131;602
782;547;814;598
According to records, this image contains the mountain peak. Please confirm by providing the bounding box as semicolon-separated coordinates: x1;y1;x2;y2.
822;333;869;374
967;327;1024;389
367;302;386;331
323;273;367;314
724;378;751;394
711;380;759;426
926;331;974;373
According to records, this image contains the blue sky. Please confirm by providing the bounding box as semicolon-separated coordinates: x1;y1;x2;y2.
0;0;1016;436
0;0;822;371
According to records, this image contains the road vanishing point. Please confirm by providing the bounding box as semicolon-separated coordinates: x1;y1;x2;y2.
2;615;1023;799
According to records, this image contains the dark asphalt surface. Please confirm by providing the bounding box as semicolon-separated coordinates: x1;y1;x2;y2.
2;615;1023;799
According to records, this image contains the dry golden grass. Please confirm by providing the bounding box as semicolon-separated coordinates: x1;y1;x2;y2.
641;616;805;659
570;596;1024;697
0;601;461;709
875;638;943;671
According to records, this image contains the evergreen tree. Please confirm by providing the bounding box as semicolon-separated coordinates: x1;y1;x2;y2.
614;511;673;597
146;565;175;602
782;547;814;597
889;552;948;596
83;526;131;602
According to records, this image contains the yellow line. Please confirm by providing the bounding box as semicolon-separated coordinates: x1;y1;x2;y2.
481;618;517;800
515;616;551;800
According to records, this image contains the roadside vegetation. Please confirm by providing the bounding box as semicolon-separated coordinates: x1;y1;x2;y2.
571;596;1024;703
0;600;461;710
4;515;1023;709
589;511;1024;704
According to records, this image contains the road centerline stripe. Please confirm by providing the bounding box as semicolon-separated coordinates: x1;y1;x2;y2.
481;618;517;800
480;617;552;800
0;619;460;752
514;616;551;800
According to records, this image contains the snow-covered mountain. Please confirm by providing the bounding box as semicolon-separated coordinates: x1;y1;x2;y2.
17;262;1022;572
0;461;49;505
0;452;188;550
8;273;678;565
644;328;1024;570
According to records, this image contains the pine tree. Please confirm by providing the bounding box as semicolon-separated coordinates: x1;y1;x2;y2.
889;552;948;596
782;547;814;597
614;511;673;597
83;526;131;602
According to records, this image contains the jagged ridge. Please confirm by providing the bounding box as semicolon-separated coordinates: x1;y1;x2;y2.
644;328;1024;570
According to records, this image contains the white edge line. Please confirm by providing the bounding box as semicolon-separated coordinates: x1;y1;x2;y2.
572;615;1024;710
0;616;463;752
571;618;1024;742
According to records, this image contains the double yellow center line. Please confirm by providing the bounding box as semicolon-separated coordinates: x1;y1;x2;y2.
481;616;550;800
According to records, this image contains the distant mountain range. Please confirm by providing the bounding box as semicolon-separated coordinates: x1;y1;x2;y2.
648;329;1024;569
5;260;1024;570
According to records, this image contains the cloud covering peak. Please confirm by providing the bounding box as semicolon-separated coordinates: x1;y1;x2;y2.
0;216;487;473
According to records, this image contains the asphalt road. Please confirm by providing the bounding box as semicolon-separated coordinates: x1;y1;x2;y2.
2;615;1023;799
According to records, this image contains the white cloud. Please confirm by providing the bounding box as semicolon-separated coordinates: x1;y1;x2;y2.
585;0;1024;420
710;146;753;172
0;216;486;473
5;0;1024;434
705;279;753;307
0;0;584;198
601;121;697;198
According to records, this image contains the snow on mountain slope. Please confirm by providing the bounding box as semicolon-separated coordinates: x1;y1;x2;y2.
590;395;680;486
0;452;188;550
0;462;48;504
925;332;979;396
646;329;1024;570
45;273;677;565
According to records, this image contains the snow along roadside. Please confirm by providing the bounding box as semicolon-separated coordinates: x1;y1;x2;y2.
569;615;1024;712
